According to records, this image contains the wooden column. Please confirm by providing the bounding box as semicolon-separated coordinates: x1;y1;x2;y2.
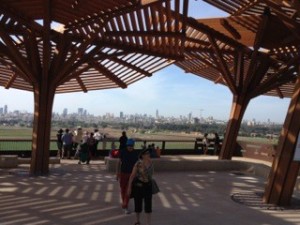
219;94;250;160
30;0;53;175
263;77;300;206
30;85;55;175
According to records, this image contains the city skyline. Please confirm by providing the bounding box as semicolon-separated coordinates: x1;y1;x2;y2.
0;1;292;124
0;99;285;125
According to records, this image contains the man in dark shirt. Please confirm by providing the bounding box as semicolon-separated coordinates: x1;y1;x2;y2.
119;131;128;151
116;138;138;214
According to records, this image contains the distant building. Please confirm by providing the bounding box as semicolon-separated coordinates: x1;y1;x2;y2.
156;109;159;119
188;112;192;121
78;108;84;116
63;108;68;117
120;111;124;119
0;107;3;115
193;117;200;124
4;105;7;114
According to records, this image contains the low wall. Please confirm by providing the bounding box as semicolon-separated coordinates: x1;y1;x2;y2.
237;140;277;163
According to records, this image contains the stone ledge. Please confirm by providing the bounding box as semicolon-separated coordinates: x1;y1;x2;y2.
18;157;61;164
0;155;18;168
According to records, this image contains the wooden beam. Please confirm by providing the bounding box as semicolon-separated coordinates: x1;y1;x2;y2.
208;35;237;94
50;33;70;81
24;33;42;78
262;0;300;38
185;37;211;47
247;57;271;95
276;87;284;98
243;11;270;91
5;73;17;89
214;74;226;84
100;40;184;61
76;77;88;93
253;59;298;97
92;63;127;89
0;26;35;84
105;31;185;39
59;64;92;86
186;17;252;55
232;0;260;16
111;57;152;77
185;46;236;54
220;19;241;40
236;51;244;91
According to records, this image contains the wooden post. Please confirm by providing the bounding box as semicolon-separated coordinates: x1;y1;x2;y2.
263;77;300;206
30;85;55;175
30;0;53;175
219;94;250;160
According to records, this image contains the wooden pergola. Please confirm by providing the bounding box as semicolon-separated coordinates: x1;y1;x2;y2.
181;0;300;206
0;0;299;206
0;0;189;175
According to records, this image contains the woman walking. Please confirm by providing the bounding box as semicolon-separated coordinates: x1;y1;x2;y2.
127;148;157;225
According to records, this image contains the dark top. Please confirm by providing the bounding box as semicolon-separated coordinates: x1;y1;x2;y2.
56;133;63;144
120;150;138;174
214;136;220;145
119;135;128;150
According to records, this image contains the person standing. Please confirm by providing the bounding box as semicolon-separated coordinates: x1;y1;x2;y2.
94;129;102;155
87;132;97;159
203;133;209;155
56;129;63;158
73;126;83;158
61;128;73;159
119;131;128;151
127;148;156;225
116;139;138;214
214;133;220;155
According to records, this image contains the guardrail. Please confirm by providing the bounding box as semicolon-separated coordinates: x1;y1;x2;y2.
0;138;218;157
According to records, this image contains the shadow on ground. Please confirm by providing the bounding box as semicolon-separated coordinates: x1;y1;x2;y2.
0;160;300;225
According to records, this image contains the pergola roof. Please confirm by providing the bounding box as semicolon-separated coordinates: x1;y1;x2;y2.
174;0;300;98
0;0;299;99
0;0;188;93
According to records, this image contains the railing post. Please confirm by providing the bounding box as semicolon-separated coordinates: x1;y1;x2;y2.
162;141;166;151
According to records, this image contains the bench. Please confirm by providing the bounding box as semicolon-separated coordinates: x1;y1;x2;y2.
0;155;18;168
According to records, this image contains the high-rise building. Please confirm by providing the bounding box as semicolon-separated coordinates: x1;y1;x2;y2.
156;109;159;118
188;112;192;121
0;107;3;115
120;111;124;119
4;105;8;114
78;108;84;115
63;108;68;117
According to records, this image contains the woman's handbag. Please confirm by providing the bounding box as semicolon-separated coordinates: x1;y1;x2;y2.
151;179;160;195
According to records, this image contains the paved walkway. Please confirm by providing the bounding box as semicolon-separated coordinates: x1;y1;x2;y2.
0;158;300;225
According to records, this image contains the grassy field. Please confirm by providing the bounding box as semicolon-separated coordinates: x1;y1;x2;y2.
0;126;199;140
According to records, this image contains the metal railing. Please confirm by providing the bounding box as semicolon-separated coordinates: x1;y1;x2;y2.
0;138;219;157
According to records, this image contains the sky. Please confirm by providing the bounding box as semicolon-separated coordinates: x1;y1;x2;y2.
0;1;291;123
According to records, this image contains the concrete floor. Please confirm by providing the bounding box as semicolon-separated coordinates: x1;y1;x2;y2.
0;159;300;225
